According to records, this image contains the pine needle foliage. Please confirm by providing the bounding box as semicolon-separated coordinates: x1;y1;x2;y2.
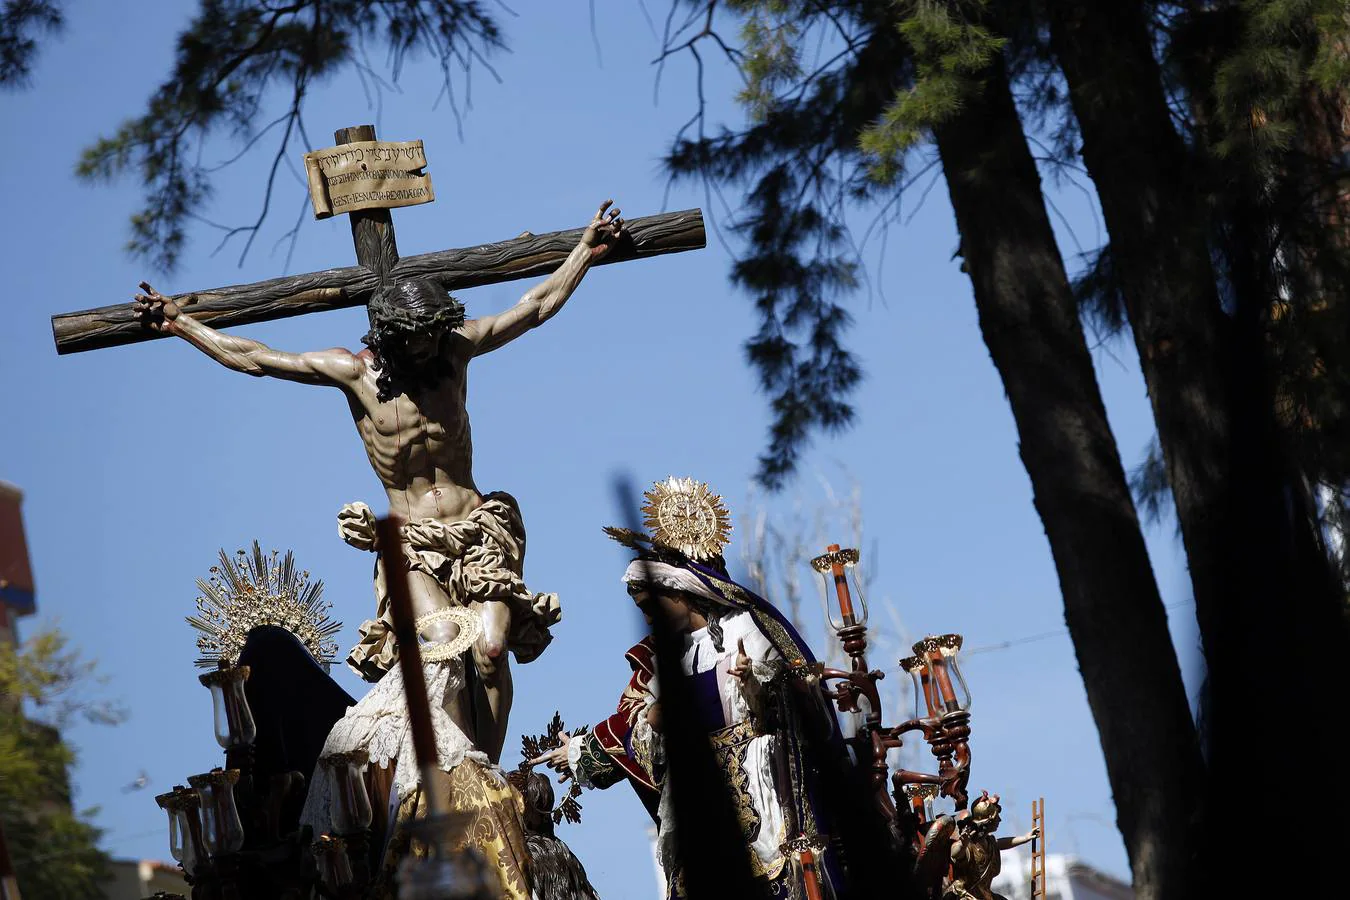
75;0;505;271
664;1;916;487
859;1;1006;184
664;1;1043;486
1166;0;1350;559
0;0;63;88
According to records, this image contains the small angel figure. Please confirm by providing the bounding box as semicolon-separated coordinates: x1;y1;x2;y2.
515;770;601;900
916;791;1039;900
509;714;600;900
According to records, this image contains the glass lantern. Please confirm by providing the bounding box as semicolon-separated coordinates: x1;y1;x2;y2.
198;662;257;750
913;634;971;713
810;545;868;631
155;785;205;875
187;769;245;856
899;655;939;721
313;835;355;890
322;750;373;834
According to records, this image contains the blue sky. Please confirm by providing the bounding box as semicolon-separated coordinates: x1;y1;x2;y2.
0;1;1201;892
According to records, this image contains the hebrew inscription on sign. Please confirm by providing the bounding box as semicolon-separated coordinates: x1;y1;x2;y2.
302;139;435;219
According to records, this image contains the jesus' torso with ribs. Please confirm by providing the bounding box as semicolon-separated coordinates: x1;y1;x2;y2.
344;345;481;525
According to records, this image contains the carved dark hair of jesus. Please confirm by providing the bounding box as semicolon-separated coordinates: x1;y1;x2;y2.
361;278;466;402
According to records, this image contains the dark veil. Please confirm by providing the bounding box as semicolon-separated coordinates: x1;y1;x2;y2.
237;625;355;834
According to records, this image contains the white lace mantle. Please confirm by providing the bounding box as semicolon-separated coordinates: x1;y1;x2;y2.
299;657;487;835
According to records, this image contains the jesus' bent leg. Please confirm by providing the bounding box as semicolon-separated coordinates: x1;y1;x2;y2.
469;620;510;766
406;569;480;743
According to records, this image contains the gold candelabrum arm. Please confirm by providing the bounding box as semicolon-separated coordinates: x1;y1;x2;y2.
809;542;978;819
808;651;974;814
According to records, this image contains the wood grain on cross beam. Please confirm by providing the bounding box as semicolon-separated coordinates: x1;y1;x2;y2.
51;208;704;355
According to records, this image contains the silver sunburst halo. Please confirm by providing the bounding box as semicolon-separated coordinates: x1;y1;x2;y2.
187;541;341;669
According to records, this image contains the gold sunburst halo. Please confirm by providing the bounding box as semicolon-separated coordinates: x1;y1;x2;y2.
641;476;732;561
187;541;342;668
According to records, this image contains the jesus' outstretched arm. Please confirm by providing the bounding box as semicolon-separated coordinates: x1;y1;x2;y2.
133;281;361;387
461;200;625;356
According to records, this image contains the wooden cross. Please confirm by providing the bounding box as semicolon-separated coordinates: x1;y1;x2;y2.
51;124;705;354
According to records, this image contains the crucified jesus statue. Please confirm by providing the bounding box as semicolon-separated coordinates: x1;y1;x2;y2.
135;200;625;761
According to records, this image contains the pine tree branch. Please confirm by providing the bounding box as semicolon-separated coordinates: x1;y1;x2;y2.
77;0;505;272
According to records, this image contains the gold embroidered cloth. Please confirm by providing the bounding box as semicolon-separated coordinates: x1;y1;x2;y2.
370;758;531;900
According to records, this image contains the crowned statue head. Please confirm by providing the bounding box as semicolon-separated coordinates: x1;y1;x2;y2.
607;477;734;637
361;277;466;402
605;477;817;665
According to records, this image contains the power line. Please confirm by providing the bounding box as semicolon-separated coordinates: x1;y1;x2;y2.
964;599;1195;657
965;628;1068;657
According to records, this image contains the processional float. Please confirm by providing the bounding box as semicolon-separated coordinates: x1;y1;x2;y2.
56;121;1043;899
145;538;1042;900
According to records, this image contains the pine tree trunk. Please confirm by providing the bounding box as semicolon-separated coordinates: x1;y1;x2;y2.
931;55;1202;899
1043;0;1237;721
1046;8;1350;888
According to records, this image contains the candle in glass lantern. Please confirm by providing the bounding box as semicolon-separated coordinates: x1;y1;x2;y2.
933;634;970;711
397;813;496;899
198;663;257;750
155;786;205;875
187;769;245;855
902;783;939;823
781;835;831;900
900;655;938;720
322;750;373;834
914;634;970;714
810;545;866;631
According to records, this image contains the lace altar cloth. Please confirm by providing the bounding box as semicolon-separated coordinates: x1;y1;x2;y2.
299;656;488;835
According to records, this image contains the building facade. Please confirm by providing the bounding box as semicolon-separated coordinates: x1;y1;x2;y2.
99;859;190;899
0;481;37;648
992;848;1133;900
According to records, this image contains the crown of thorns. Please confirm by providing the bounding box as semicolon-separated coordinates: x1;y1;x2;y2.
365;281;466;335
